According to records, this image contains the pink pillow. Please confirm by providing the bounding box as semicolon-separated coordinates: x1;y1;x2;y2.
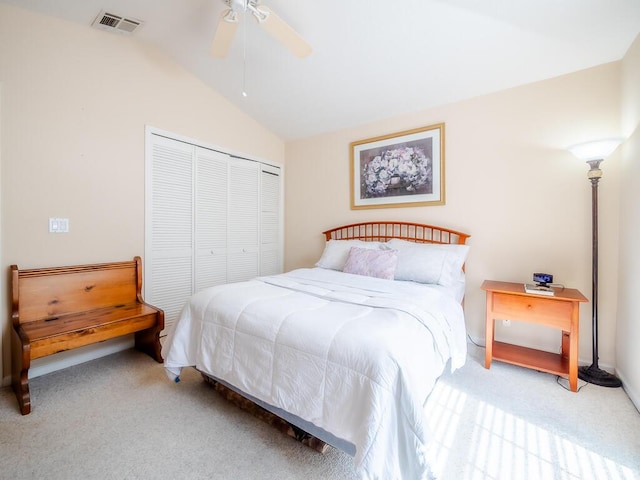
343;247;398;280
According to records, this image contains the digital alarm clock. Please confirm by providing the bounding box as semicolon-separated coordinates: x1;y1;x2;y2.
533;273;553;286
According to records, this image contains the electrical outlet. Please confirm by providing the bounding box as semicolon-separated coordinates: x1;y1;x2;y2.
502;319;511;327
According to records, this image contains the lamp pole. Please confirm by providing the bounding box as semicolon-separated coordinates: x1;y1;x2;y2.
577;159;622;387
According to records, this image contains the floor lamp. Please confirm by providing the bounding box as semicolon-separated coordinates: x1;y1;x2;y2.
568;139;623;388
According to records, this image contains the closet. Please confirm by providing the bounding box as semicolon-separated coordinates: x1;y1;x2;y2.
144;130;282;331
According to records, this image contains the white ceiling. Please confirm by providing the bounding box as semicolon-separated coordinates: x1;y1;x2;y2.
4;0;640;140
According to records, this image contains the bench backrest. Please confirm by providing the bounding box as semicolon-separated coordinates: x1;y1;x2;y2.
12;257;143;325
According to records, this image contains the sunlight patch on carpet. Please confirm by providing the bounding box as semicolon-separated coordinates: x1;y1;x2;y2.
424;381;636;480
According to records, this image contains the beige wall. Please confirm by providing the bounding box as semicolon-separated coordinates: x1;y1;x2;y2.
285;63;623;370
0;5;285;383
617;34;640;406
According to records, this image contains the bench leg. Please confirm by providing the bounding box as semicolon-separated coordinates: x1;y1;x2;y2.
12;371;31;415
135;327;163;363
11;329;31;415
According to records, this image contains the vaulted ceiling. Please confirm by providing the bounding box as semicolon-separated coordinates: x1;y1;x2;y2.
3;0;639;140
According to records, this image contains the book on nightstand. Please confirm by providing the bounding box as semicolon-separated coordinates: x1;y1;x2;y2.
524;283;555;296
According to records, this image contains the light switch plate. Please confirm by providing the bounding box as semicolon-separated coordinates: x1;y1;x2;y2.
49;217;69;233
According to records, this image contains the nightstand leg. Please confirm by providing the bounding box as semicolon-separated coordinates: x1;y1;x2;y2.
570;308;579;391
562;331;578;392
485;293;494;369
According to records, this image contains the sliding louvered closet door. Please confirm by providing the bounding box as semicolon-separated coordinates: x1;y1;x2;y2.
146;135;195;331
260;164;281;276
227;158;260;283
145;131;282;332
195;147;229;291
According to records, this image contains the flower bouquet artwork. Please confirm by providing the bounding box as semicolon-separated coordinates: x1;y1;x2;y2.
362;146;432;197
351;124;445;209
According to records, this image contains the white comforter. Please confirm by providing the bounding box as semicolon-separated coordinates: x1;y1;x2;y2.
162;268;467;480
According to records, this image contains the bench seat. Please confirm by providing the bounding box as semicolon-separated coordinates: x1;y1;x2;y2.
22;303;161;359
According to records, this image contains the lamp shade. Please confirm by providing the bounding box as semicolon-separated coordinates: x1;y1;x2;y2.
567;139;623;161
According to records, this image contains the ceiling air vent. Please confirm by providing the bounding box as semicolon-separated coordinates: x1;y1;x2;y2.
91;10;143;35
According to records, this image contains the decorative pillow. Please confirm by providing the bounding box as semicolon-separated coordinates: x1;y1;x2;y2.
385;238;469;287
315;240;382;271
343;247;398;280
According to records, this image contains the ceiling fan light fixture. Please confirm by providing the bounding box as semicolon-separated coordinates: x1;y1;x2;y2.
247;4;269;23
222;9;239;23
228;0;250;11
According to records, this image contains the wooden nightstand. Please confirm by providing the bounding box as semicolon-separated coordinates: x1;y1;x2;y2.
481;280;588;392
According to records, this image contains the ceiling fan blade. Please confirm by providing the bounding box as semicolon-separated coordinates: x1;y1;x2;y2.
256;6;312;58
210;9;239;57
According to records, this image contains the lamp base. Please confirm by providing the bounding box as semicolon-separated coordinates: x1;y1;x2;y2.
578;364;622;388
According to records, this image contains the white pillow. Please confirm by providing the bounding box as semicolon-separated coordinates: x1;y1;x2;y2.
315;239;382;271
385;238;469;287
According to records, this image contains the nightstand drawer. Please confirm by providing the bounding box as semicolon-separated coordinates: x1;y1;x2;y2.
492;292;574;329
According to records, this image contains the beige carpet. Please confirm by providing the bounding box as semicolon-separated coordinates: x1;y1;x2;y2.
1;344;639;479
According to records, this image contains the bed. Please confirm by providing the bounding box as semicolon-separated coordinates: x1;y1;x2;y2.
162;221;470;480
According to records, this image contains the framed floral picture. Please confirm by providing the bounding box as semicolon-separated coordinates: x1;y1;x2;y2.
350;123;445;209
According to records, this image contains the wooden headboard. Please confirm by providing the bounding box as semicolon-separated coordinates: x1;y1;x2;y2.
323;221;469;245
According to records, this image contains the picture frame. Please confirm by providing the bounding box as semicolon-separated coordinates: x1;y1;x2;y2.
350;123;445;209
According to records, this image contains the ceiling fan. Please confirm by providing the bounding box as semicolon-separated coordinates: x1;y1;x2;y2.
210;0;312;58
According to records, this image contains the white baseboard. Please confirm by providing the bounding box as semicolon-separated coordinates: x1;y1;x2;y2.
29;336;134;379
1;336;134;388
617;369;640;413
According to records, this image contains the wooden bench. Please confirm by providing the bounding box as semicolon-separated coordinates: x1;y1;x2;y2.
11;256;164;415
